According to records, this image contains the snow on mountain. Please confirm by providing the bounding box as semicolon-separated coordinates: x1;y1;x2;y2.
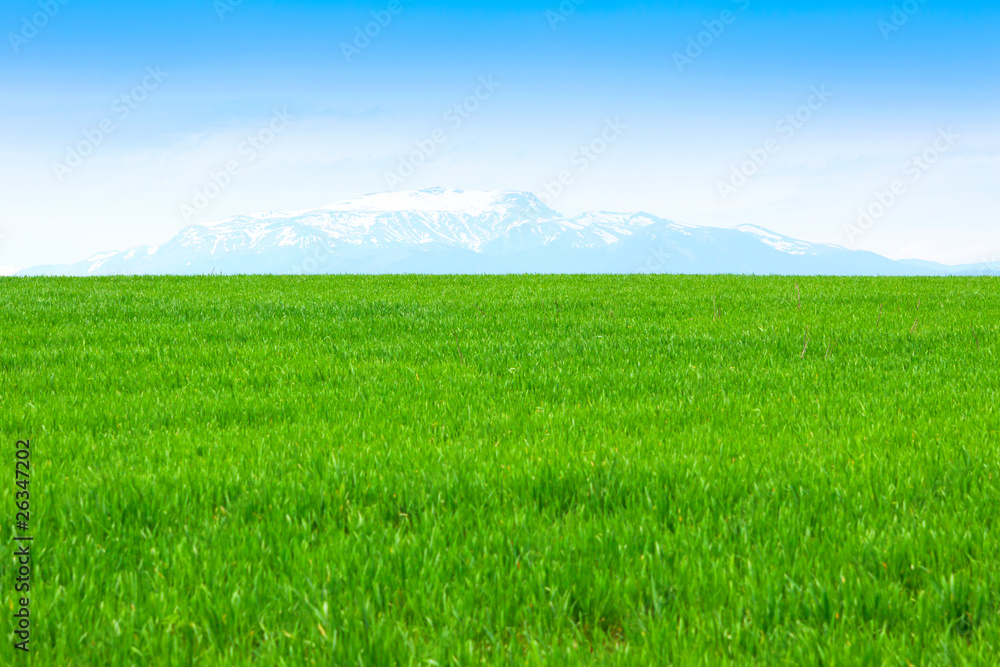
178;188;558;254
319;187;546;216
734;224;813;256
17;188;990;276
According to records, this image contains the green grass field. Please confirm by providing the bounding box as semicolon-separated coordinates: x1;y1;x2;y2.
2;275;999;665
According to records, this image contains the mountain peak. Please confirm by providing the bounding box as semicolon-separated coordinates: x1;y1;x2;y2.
321;188;555;217
17;190;985;277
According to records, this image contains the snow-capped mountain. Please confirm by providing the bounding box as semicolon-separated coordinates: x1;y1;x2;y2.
17;188;996;276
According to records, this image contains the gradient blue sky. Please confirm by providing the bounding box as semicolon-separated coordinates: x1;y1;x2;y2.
2;0;998;272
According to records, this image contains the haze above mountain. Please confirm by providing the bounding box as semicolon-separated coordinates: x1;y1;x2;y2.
18;188;997;277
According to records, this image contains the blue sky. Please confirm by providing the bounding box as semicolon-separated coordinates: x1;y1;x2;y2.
1;0;998;271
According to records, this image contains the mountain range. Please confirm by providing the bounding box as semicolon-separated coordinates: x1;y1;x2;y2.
18;188;998;276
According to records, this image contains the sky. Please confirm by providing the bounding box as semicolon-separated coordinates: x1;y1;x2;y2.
1;0;998;273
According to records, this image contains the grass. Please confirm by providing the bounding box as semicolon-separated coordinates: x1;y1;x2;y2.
1;274;999;665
